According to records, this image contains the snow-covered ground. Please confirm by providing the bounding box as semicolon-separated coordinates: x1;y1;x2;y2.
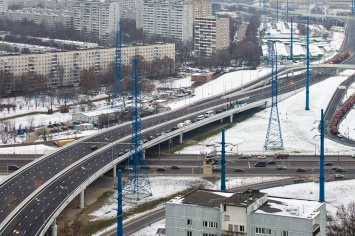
179;70;355;156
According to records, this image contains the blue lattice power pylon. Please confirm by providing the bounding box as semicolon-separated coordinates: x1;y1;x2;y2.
111;20;126;109
264;41;284;150
122;57;152;201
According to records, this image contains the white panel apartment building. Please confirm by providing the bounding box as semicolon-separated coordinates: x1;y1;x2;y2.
117;0;136;20
194;16;230;57
0;8;73;29
73;1;120;43
136;0;193;44
0;43;175;88
0;0;7;10
166;189;326;236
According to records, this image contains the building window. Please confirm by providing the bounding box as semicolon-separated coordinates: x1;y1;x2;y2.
256;228;271;234
187;219;192;225
240;225;245;232
282;231;288;236
203;221;218;228
187;231;192;236
256;227;264;234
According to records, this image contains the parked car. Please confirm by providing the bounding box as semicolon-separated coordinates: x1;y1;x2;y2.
294;178;305;183
267;161;276;165
296;168;306;172
324;162;333;166
234;168;245;172
171;165;180;169
157;168;166;172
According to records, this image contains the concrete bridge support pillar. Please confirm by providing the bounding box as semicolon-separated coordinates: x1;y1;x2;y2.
335;68;339;75
79;189;85;209
230;115;233;123
51;218;58;236
179;133;183;144
113;165;117;177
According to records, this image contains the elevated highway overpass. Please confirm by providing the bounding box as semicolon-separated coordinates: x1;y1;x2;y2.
2;16;355;236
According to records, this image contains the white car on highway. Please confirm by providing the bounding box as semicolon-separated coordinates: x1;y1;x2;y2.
257;155;266;159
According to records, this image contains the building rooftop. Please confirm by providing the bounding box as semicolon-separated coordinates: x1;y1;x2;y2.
255;196;322;219
183;189;235;208
177;189;265;208
222;189;266;207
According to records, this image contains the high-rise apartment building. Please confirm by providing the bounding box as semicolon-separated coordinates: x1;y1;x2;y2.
117;0;136;20
0;0;8;11
136;0;193;44
194;16;230;57
192;0;212;22
73;1;120;43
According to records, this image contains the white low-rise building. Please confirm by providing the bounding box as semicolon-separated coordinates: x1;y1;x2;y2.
166;189;326;236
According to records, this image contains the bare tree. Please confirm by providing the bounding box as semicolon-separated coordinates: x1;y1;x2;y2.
327;201;355;236
27;115;35;131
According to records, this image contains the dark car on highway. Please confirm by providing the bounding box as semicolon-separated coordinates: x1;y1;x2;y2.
324;162;333;166
336;168;346;172
140;166;150;169
234;168;245;172
266;161;276;165
294;178;305;183
296;168;306;172
332;166;342;170
171;165;180;169
157;167;166;172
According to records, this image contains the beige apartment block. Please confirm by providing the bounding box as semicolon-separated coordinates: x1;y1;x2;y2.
192;0;212;22
194;16;230;57
0;43;175;88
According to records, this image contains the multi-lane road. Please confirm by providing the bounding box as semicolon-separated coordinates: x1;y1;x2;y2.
1;19;355;236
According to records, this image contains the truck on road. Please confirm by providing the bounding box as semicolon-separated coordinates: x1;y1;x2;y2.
53;139;75;147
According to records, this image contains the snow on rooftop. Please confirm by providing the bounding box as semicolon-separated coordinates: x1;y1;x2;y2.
256;197;322;218
212;191;235;198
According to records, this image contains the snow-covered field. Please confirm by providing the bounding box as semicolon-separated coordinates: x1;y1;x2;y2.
179;70;355;156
